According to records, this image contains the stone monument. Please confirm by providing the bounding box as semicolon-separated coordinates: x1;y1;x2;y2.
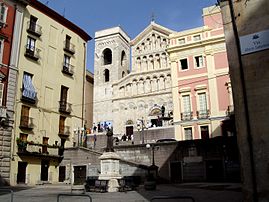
98;128;122;192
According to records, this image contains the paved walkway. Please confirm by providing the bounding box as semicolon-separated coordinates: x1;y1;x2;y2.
0;183;242;202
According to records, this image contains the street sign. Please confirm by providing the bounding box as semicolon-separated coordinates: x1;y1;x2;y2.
240;29;269;55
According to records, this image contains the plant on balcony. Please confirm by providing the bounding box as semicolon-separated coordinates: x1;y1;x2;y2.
16;137;27;152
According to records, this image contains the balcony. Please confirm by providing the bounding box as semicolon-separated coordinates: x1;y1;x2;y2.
181;111;193;121
226;105;234;116
19;116;34;130
24;45;40;61
63;41;75;54
62;62;74;76
59;101;72;114
196;110;210;119
21;90;37;105
58;126;71;138
26;21;42;37
17;140;63;160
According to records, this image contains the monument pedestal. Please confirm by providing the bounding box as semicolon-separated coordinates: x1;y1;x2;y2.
99;152;122;192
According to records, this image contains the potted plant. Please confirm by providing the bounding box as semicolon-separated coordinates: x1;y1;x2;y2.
16;137;27;152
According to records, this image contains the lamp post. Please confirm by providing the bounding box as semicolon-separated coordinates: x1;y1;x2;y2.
145;143;159;190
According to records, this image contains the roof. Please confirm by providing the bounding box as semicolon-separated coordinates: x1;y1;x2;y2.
29;0;91;41
131;21;176;45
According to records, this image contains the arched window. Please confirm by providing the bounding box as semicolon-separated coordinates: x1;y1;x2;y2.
121;51;126;66
104;69;109;82
103;48;112;65
122;71;126;78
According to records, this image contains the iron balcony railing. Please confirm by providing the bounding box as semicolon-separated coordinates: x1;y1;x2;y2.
63;41;75;54
62;62;74;76
26;21;42;37
24;45;41;61
181;111;193;121
19;116;34;129
196;109;210;119
59;101;72;114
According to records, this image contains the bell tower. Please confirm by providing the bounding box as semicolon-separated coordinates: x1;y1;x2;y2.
93;27;130;127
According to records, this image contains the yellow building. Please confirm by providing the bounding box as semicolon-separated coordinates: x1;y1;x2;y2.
10;0;91;185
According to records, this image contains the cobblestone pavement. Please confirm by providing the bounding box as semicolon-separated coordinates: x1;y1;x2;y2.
0;183;242;202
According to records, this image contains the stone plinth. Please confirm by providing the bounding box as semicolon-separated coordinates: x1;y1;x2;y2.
99;152;122;192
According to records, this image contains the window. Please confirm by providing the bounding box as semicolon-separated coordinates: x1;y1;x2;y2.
26;36;36;53
0;39;4;63
178;38;185;45
122;71;126;78
194;56;204;68
198;92;207;112
180;58;188;70
59;116;66;134
121;51;126;66
65;35;71;49
103;48;112;65
29;15;37;32
64;54;70;67
200;125;209;139
19;133;28;141
0;83;3;105
20;105;30;127
182;95;191;112
104;69;109;82
60;86;68;103
184;127;193;140
22;72;37;101
193;35;201;41
0;3;7;25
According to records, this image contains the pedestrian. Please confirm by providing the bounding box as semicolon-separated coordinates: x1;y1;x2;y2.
121;134;127;141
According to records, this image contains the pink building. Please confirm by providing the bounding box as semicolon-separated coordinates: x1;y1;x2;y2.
167;6;233;140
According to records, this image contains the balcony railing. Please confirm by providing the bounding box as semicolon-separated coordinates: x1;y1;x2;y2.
17;142;62;159
226;105;234;116
58;126;71;137
19;116;34;129
21;89;38;105
59;101;72;114
24;45;41;61
62;62;74;76
26;21;42;37
63;41;75;54
181;111;193;121
196;109;210;119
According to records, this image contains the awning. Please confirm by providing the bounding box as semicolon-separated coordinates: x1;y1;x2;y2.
22;74;36;100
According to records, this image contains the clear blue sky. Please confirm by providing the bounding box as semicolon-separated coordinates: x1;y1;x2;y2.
38;0;217;73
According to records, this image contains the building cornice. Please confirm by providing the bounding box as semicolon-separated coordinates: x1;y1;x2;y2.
29;0;91;41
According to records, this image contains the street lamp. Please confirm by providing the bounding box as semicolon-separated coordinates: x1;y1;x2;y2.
145;143;159;190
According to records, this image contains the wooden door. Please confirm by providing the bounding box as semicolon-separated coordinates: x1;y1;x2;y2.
41;160;49;181
58;166;66;182
17;162;27;184
20;105;30;127
74;166;86;185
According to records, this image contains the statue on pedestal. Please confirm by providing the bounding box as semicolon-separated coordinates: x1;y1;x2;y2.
105;128;114;152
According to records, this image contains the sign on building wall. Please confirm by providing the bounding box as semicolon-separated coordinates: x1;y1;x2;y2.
240;29;269;55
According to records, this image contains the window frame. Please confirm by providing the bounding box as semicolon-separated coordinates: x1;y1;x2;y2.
178;38;186;45
194;55;205;69
183;126;193;140
179;58;189;71
198;124;210;139
0;3;8;25
193;34;201;41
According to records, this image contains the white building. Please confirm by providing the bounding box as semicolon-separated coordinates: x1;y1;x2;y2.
93;22;175;140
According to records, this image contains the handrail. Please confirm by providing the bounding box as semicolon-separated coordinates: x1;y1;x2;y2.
0;188;14;202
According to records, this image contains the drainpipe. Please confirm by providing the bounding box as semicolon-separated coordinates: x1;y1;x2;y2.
81;43;86;129
226;0;258;201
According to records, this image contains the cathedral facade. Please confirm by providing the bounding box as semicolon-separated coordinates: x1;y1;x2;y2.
93;22;175;138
